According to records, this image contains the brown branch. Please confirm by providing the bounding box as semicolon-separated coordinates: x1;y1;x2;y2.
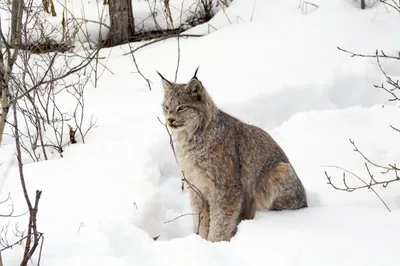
156;117;177;159
337;47;400;60
13;102;33;211
332;43;400;207
0;234;29;252
324;166;391;212
183;172;205;234
13;101;43;266
174;1;185;82
163;212;198;223
373;50;400;103
0;231;42;252
0;202;29;218
37;233;44;266
323;141;400;191
127;42;152;91
122;34;203;56
349;139;395;171
163;172;205;235
156;116;205;233
20;190;42;266
10;48;100;105
156;116;183;189
174;33;181;83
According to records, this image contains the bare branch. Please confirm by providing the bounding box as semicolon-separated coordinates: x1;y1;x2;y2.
328;41;400;211
337;47;400;60
10;48;100;104
127;42;152;91
324;166;391;212
349;139;395;171
174;0;185;82
123;33;203;56
164;171;205;235
13;98;43;266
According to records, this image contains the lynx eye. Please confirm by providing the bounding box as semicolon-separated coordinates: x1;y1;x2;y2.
164;105;169;111
177;106;187;112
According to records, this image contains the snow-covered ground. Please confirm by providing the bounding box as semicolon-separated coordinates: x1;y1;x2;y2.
1;0;400;265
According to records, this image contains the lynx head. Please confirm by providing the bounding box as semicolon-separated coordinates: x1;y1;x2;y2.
158;67;215;134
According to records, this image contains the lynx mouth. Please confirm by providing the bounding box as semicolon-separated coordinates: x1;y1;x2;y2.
168;123;183;129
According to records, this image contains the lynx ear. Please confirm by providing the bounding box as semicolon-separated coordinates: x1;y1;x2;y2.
156;71;172;90
187;78;204;101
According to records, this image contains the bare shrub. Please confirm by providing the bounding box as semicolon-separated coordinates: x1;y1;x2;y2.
0;0;104;263
326;0;400;211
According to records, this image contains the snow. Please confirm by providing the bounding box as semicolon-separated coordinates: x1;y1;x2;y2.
2;0;400;265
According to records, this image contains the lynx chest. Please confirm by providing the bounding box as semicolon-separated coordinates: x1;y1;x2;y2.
177;146;222;196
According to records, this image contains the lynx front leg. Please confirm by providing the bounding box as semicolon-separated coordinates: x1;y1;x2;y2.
208;191;242;242
189;189;209;239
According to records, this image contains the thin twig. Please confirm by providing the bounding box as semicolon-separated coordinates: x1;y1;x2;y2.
163;212;198;223
374;50;400;102
13;99;43;266
163;172;205;235
337;47;400;60
0;234;29;252
174;0;185;82
10;48;100;104
37;233;44;266
123;34;203;56
157;116;178;163
349;139;395;171
324;166;391;212
182;172;205;234
250;0;257;22
127;43;153;91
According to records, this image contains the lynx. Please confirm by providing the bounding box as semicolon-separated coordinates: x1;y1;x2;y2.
159;68;307;242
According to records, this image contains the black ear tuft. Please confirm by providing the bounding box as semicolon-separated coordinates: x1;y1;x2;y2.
156;71;172;90
156;71;171;84
192;66;200;80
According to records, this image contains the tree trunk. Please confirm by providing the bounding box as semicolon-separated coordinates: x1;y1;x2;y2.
10;0;21;46
0;0;23;145
108;0;135;46
0;68;10;146
42;0;49;14
361;0;366;9
50;0;57;16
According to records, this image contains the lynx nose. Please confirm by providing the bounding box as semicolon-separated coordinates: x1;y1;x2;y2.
167;118;175;125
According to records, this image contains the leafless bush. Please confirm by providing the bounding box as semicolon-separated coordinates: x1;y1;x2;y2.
133;0;232;39
326;0;400;211
325;49;400;203
185;0;215;27
0;119;44;265
0;0;104;264
1;0;102;155
4;49;99;160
